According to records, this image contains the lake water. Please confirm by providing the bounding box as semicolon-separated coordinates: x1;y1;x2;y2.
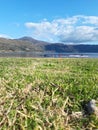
1;52;98;58
63;53;98;58
43;53;98;58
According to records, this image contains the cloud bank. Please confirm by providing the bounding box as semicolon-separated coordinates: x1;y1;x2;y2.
0;34;12;39
25;15;98;44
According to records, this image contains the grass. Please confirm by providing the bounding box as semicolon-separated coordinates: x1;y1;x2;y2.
0;58;98;129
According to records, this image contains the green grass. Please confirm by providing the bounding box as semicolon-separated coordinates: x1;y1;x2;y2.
0;58;98;129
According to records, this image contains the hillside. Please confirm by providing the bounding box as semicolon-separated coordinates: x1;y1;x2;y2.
44;43;98;53
17;36;49;45
0;37;45;52
0;37;98;54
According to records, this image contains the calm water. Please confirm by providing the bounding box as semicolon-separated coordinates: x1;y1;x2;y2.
1;52;98;58
43;53;98;58
79;53;98;58
60;53;98;58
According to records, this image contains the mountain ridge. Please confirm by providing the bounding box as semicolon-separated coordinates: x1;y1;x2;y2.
16;36;49;45
0;36;98;53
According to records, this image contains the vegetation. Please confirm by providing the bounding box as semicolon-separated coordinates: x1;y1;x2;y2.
0;37;43;52
1;37;98;53
0;58;98;129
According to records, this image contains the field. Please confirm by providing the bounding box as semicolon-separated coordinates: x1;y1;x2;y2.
0;58;98;130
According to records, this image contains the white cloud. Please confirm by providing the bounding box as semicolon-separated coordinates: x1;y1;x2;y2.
60;26;98;43
81;16;98;25
25;15;98;44
25;22;37;28
0;34;12;39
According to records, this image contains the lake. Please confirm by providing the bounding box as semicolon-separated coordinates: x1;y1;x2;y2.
43;52;98;58
1;52;98;58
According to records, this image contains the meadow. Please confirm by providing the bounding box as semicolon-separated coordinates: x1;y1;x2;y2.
0;58;98;130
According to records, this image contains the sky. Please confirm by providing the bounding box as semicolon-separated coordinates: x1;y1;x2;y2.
0;0;98;44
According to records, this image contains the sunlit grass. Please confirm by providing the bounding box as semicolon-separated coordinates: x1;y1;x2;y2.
0;58;98;129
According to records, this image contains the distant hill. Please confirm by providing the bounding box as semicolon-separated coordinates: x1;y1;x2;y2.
44;43;98;53
0;37;45;52
0;37;98;54
17;36;49;45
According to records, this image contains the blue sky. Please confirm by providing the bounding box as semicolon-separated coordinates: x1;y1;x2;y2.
0;0;98;44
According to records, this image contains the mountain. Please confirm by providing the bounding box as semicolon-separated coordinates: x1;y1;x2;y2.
17;36;49;45
0;37;45;52
44;44;98;53
18;36;37;43
0;36;98;55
